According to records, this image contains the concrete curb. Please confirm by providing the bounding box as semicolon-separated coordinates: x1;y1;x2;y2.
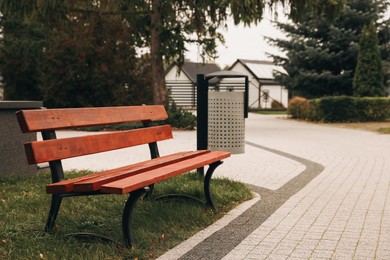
157;192;261;260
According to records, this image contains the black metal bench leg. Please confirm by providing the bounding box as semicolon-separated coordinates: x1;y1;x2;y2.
144;184;155;199
204;161;223;210
45;194;62;232
122;188;147;248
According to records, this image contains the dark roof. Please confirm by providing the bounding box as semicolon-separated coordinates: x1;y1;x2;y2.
167;62;221;83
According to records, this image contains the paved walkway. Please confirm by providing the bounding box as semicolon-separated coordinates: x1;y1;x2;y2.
60;113;390;259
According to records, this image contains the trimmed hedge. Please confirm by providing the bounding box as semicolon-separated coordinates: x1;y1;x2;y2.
288;96;390;122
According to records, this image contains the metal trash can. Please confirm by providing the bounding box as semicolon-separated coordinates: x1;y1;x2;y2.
197;71;248;161
208;91;245;154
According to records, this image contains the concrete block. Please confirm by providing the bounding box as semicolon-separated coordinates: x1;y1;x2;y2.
0;101;43;177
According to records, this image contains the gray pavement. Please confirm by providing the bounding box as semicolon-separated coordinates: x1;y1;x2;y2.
59;113;390;259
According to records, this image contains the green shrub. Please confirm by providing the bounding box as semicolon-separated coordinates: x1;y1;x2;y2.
288;96;390;122
354;98;390;121
165;101;196;130
288;96;309;119
316;96;360;122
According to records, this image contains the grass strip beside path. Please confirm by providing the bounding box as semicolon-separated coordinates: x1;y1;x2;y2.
320;121;390;134
0;170;251;259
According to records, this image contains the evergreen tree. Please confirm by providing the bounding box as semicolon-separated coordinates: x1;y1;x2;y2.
353;23;384;97
269;0;389;98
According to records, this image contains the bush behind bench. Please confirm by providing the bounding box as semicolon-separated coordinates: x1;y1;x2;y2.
288;96;390;122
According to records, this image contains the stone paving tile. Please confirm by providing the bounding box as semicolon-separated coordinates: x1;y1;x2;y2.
375;249;390;260
288;248;312;259
315;239;338;251
322;230;342;241
332;250;355;259
220;249;249;260
269;240;297;256
310;249;334;259
335;237;358;251
287;257;305;260
284;230;305;242
354;249;376;259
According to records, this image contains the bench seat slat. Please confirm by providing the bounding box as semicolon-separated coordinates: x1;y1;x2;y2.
101;151;231;194
46;150;210;194
73;150;210;192
25;125;172;164
16;105;167;132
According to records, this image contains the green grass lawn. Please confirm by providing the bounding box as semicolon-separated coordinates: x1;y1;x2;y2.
0;170;251;259
252;110;288;115
378;127;390;134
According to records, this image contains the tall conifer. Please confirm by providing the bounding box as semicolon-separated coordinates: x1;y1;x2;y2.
353;23;385;97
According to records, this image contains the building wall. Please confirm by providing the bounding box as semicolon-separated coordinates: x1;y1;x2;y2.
164;62;289;110
223;63;261;109
260;85;289;109
165;65;196;108
228;62;289;109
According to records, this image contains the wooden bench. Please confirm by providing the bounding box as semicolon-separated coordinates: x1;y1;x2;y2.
16;105;230;247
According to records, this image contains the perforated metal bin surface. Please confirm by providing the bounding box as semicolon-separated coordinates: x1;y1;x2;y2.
208;92;245;154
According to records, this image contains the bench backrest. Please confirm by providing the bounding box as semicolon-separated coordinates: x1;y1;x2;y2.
16;105;172;165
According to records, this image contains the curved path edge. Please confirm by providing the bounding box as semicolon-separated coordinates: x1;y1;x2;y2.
172;142;324;260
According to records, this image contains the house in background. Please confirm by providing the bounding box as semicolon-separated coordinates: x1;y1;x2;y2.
226;59;288;109
165;59;288;110
165;61;220;109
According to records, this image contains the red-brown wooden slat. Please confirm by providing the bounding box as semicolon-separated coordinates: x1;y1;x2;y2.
73;150;210;192
46;150;210;194
16;105;167;133
101;151;231;194
24;125;172;164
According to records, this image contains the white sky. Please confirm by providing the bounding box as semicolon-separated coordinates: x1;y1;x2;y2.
185;9;289;68
185;6;390;69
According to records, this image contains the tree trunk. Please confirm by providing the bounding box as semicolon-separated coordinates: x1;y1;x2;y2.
150;0;166;105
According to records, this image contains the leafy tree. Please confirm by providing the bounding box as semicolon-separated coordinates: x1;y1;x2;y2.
125;54;154;106
42;9;141;108
0;1;153;107
0;0;346;105
353;23;384;97
269;0;390;98
0;14;48;100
